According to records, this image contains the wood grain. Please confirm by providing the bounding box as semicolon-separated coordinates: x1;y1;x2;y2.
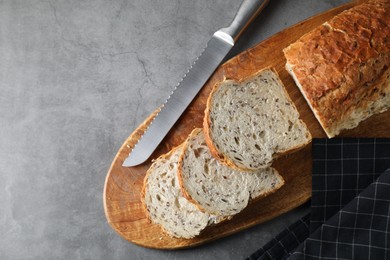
103;1;390;249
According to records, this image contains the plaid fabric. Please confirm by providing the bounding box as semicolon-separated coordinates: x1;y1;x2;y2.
290;169;390;259
246;138;390;260
310;139;390;232
246;214;310;260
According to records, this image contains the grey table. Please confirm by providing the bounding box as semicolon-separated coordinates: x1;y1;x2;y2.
1;0;349;259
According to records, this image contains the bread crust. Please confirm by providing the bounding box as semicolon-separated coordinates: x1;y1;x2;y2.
283;1;390;137
203;67;311;171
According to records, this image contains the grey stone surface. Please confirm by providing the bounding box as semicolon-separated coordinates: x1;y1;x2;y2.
1;0;348;259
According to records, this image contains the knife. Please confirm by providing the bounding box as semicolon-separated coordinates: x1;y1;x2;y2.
123;0;270;167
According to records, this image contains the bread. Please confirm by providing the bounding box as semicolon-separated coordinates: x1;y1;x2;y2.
283;1;390;138
142;128;284;238
178;128;284;216
203;68;311;171
141;145;224;239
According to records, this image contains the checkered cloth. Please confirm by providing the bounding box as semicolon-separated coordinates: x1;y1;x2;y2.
246;214;311;260
246;138;390;260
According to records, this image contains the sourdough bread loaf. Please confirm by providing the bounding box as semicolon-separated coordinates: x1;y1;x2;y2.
204;68;311;171
178;128;284;216
141;145;224;239
283;1;390;138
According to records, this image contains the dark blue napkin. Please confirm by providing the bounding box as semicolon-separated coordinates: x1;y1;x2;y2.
247;138;390;260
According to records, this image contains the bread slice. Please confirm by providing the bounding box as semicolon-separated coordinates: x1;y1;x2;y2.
204;68;311;171
283;1;390;138
178;128;284;216
141;145;224;239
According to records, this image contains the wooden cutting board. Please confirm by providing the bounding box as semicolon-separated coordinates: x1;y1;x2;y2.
103;0;390;249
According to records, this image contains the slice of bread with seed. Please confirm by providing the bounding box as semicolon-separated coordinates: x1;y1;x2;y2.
141;145;225;239
178;128;284;216
204;68;311;171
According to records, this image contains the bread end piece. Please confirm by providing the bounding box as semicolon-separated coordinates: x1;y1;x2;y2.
283;2;390;137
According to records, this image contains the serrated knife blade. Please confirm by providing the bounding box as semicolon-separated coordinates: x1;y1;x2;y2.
123;0;269;167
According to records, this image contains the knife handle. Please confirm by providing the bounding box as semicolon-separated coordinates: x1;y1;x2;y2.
221;0;270;41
